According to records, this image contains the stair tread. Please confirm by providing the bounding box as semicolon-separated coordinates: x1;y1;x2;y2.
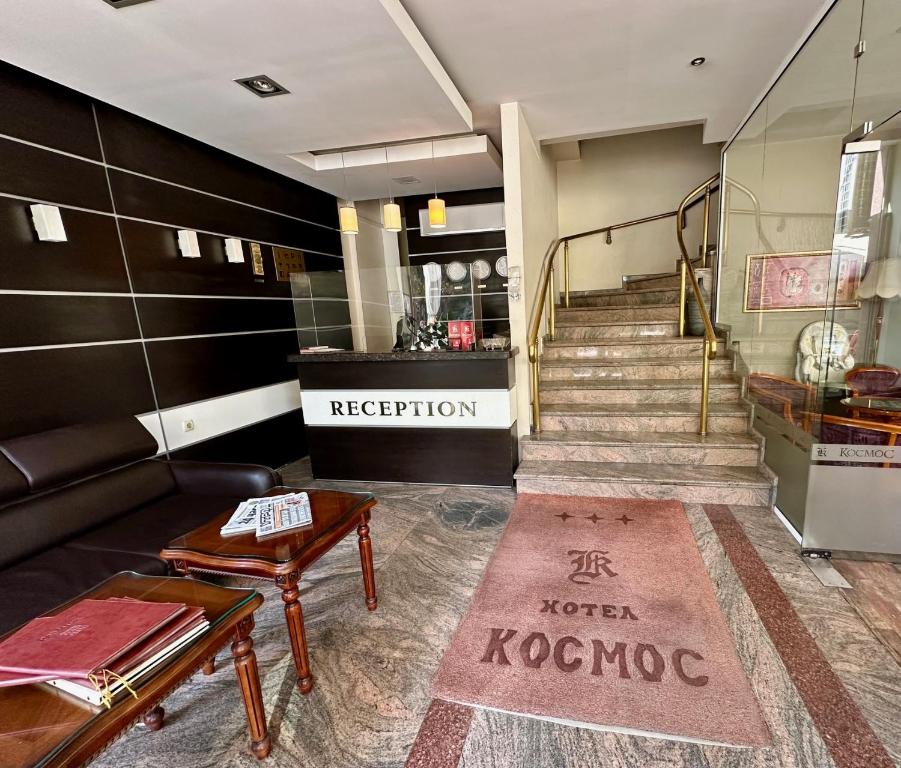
541;354;732;368
567;286;678;298
545;337;712;347
514;460;771;487
541;402;748;416
521;430;759;447
559;303;677;312
539;378;739;390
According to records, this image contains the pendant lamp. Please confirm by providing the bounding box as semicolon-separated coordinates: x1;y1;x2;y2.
382;146;402;232
338;152;358;236
429;140;447;228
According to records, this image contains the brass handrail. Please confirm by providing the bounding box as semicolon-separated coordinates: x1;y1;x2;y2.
676;173;720;436
527;189;717;432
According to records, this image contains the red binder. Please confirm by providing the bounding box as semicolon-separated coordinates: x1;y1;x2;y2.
0;598;187;678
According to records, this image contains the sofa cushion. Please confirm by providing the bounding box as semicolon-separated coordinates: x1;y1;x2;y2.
0;454;27;505
0;417;159;493
0;546;167;636
0;460;176;570
67;493;241;560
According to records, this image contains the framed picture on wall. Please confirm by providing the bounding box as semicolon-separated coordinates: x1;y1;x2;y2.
743;250;863;313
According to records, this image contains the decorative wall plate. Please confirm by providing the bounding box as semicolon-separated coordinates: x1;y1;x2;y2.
471;259;491;281
495;255;508;277
445;261;467;282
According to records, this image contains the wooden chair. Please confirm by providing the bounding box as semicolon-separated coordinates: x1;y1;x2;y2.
808;413;901;469
844;365;901;397
747;373;817;431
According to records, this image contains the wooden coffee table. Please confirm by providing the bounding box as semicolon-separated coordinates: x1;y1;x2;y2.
160;487;377;694
0;571;270;767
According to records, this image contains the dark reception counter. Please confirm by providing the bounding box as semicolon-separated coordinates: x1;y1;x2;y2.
288;349;519;486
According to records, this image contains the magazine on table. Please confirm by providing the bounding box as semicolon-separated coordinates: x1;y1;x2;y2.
220;492;313;538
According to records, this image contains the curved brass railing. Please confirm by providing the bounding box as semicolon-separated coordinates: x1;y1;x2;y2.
676;173;720;436
527;188;716;432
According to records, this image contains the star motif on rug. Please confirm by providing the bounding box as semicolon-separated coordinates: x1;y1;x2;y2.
555;511;573;522
586;513;603;524
616;514;634;525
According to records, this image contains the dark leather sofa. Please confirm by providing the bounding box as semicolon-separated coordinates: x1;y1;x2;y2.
0;418;281;634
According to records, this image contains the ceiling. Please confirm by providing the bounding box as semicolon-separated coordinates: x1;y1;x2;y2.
0;0;827;198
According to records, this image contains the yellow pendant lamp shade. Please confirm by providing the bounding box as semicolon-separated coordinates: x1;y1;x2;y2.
339;203;358;235
428;196;447;228
383;202;402;232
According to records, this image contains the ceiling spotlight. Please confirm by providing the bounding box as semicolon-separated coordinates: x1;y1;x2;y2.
235;75;290;98
690;57;706;67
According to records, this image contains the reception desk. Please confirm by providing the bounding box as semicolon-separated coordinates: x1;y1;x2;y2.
288;349;518;486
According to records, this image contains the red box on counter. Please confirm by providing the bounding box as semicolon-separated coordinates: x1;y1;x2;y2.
448;321;462;337
450;337;462;350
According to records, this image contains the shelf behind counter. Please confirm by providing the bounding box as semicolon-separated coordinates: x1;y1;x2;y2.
288;349;519;486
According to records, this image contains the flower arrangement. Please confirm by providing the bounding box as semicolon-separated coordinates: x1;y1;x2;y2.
412;319;449;351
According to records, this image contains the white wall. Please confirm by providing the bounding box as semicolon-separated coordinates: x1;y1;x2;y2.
502;102;559;439
557;125;721;291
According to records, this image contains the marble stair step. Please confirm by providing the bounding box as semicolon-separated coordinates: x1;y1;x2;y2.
520;430;762;465
557;304;679;324
539;378;741;404
542;337;722;361
560;287;680;308
540;402;750;433
514;460;773;506
555;321;679;340
540;355;734;381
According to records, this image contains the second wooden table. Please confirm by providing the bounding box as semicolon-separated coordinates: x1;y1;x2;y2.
161;487;377;694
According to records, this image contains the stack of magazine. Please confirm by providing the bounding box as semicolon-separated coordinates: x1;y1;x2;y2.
220;492;313;538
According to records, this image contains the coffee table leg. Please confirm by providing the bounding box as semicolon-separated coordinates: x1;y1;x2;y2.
357;519;378;611
202;656;216;675
278;574;314;694
232;617;271;760
142;705;164;731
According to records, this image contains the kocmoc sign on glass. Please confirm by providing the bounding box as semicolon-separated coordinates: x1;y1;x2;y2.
300;388;516;429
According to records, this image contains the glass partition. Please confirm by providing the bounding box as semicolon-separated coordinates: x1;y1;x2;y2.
718;0;900;554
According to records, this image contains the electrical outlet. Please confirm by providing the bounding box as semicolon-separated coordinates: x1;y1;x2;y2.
182;419;196;433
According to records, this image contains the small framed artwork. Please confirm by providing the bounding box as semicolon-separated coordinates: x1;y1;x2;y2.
273;247;306;281
249;242;265;276
743;250;863;313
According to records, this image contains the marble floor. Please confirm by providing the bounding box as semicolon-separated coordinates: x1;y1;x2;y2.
89;459;900;768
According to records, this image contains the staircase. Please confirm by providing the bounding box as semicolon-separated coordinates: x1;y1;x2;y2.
515;268;776;506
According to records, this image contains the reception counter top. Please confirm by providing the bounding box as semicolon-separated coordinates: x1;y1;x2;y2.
287;348;518;363
289;347;519;486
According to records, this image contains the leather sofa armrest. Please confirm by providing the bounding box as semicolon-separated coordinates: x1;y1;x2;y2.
166;460;282;498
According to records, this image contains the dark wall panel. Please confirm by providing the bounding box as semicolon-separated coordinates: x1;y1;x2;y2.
146;331;299;408
0;295;140;348
96;104;338;226
0;344;156;439
119;220;291;297
406;229;507;255
170;410;307;468
137;297;295;338
0;61;101;160
0;198;129;292
110;170;341;255
0;137;112;212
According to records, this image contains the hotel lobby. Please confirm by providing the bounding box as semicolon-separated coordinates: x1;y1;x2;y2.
0;1;898;767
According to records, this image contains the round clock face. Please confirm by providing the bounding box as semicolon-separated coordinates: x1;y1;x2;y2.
495;255;508;277
445;261;467;282
471;259;491;281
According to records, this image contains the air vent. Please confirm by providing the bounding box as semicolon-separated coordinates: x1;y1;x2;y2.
102;0;155;7
235;75;290;98
392;176;421;185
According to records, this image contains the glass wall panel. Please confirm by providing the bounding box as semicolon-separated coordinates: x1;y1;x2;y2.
851;0;901;131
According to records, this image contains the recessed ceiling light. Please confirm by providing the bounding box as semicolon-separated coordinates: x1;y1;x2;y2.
235;75;290;98
690;57;706;67
101;0;155;7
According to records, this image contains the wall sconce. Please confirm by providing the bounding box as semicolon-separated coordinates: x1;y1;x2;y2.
224;238;245;263
30;204;67;242
177;230;201;258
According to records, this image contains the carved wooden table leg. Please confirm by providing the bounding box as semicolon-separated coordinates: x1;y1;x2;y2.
142;705;164;731
277;572;314;694
202;657;216;675
357;518;378;611
231;617;271;760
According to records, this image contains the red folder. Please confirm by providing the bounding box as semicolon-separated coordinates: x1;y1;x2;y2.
0;598;187;678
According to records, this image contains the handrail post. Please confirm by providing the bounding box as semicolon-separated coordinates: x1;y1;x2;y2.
547;266;556;341
563;240;570;308
702;185;711;267
529;344;541;433
699;338;712;436
678;259;687;338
